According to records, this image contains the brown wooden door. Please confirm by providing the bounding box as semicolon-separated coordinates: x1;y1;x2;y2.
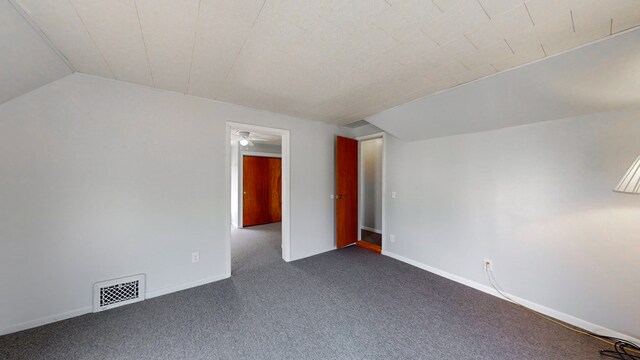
267;157;282;222
336;136;358;248
243;156;282;227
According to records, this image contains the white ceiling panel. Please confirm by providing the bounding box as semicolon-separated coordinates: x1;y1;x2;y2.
425;58;469;83
344;22;398;59
505;28;542;54
323;0;390;26
459;39;513;70
465;4;533;49
69;0;153;86
452;63;497;85
0;0;71;104
379;32;439;66
524;0;572;26
373;0;441;41
422;0;491;45
224;12;306;87
341;57;405;90
491;46;544;71
610;1;640;33
477;0;524;18
535;6;610;56
212;0;267;24
431;0;463;13
8;0;640;123
135;0;200;93
187;0;262;98
17;0;113;77
441;36;478;59
261;0;330;30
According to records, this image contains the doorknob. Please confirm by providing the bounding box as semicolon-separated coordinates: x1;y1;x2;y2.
336;194;346;199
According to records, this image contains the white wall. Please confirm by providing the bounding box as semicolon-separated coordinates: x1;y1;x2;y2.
0;73;340;335
361;138;383;231
384;107;640;340
230;141;239;227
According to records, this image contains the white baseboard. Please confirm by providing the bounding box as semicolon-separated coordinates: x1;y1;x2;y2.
289;245;336;262
0;306;93;336
361;226;382;234
0;273;230;337
146;273;230;299
382;250;640;345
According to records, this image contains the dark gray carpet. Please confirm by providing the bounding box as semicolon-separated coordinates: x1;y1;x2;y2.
1;223;607;359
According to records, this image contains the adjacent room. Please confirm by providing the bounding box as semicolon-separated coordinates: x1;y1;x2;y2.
359;135;384;250
1;0;639;359
230;127;284;274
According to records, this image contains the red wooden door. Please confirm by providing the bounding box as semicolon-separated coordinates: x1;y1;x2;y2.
243;156;281;227
267;157;282;223
336;136;358;248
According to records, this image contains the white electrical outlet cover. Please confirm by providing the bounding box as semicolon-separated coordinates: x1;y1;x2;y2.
483;258;492;270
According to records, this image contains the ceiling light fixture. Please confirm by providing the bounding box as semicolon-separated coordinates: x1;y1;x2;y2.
614;155;640;194
237;130;251;146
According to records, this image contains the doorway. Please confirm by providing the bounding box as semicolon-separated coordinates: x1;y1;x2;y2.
226;123;291;277
359;136;383;248
334;133;385;254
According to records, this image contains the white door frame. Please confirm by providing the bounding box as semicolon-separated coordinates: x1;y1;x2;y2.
225;122;292;274
238;151;282;229
356;132;386;250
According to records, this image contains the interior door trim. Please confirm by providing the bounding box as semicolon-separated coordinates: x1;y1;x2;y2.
225;122;291;273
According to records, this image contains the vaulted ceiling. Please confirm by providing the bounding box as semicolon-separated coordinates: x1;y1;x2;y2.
367;27;640;140
6;0;640;124
0;0;70;104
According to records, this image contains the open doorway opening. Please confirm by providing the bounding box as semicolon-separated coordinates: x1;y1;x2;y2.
335;133;385;254
356;133;385;254
226;123;291;276
359;137;383;246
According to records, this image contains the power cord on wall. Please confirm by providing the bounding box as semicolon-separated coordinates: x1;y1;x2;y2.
483;264;640;359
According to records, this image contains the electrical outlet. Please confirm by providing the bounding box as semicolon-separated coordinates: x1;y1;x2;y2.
192;252;200;263
483;258;492;271
389;234;396;243
391;191;397;199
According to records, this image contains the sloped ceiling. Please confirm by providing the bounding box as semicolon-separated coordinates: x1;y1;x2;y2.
9;0;640;124
367;28;640;141
0;0;71;104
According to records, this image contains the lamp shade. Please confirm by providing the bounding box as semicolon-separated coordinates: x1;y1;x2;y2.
614;155;640;194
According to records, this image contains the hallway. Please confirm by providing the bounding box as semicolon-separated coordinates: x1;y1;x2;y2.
231;222;282;275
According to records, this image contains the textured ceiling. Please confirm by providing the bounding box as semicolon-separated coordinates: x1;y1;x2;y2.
367;27;640;140
11;0;640;124
0;0;70;104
